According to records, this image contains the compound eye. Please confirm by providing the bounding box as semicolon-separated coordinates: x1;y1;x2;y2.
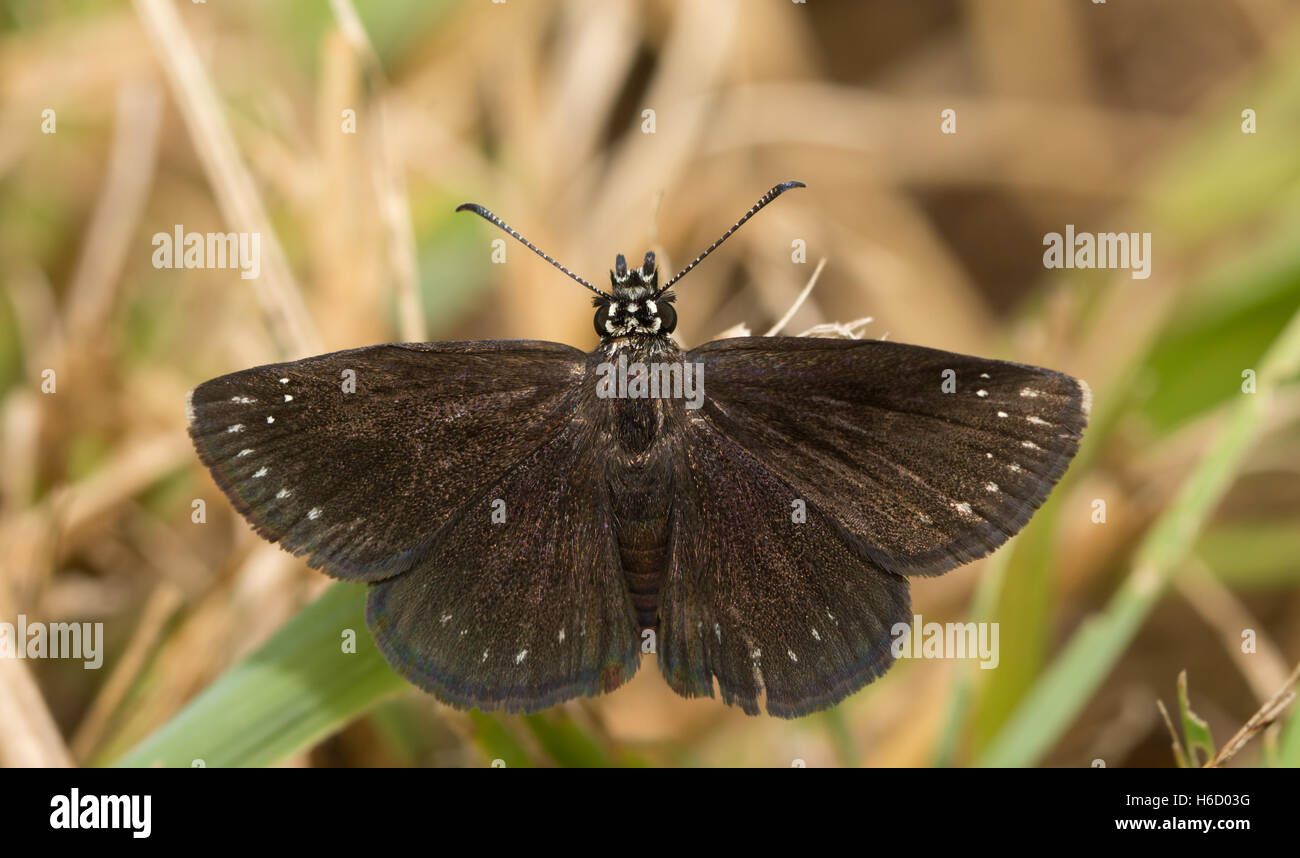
594;305;612;337
658;301;677;334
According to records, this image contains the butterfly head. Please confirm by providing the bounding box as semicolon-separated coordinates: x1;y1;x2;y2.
594;252;677;338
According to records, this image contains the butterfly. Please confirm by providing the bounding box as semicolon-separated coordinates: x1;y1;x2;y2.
187;182;1090;718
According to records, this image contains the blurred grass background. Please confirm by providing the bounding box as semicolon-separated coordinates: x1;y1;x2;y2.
2;0;1299;768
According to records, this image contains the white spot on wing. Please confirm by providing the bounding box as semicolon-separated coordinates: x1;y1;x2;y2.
976;390;988;398
953;501;974;517
787;649;798;663
515;649;528;664
237;448;254;457
997;411;1008;418
1078;378;1093;416
227;424;244;433
253;467;268;478
1009;463;1023;473
1020;388;1041;398
185;390;196;425
308;507;322;520
986;482;999;493
811;628;821;641
284;394;293;402
276;488;291;498
231;396;256;404
1026;415;1051;426
266;416;275;424
279;378;289;384
1022;441;1040;450
558;628;565;643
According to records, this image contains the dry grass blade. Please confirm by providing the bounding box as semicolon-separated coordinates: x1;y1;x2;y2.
0;658;74;767
70;584;185;762
328;0;425;343
765;258;827;336
132;0;321;358
64;81;163;339
1206;660;1300;768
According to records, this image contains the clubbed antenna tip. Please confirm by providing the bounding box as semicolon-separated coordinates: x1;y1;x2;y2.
656;181;806;295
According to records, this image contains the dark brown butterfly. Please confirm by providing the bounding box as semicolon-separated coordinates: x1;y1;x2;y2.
187;182;1089;717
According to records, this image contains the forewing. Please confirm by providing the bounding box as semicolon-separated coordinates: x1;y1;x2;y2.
687;336;1089;577
365;396;641;714
187;340;584;581
658;417;910;718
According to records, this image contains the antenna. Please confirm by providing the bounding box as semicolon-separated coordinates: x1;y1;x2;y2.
656;181;805;296
455;202;611;299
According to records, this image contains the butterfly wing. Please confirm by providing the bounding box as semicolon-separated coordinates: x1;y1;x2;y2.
686;336;1089;577
655;335;1088;717
658;416;910;718
192;341;640;712
365;383;642;713
187;340;587;581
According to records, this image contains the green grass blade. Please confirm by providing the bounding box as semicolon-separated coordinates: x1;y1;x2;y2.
1175;672;1215;767
114;582;405;768
931;540;1013;767
522;712;616;768
469;711;536;769
1277;698;1300;767
977;303;1300;768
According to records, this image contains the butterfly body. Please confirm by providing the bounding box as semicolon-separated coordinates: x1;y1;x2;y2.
187;184;1090;717
605;382;678;630
591;253;684;630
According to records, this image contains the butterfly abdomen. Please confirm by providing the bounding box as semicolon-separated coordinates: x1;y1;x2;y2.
622;557;666;629
608;450;675;630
